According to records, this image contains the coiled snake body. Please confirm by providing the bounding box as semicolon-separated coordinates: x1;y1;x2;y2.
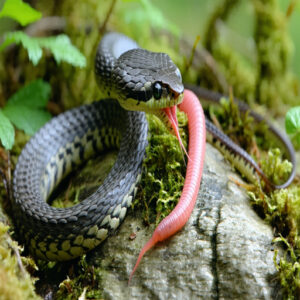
13;32;296;268
13;32;183;261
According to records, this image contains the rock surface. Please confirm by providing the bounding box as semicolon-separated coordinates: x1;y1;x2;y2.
88;144;280;300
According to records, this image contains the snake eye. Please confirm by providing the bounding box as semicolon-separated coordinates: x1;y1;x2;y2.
153;82;162;100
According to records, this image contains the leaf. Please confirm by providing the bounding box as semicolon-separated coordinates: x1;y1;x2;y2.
0;0;42;26
39;35;86;67
285;106;300;147
0;31;86;67
3;105;51;136
285;106;300;134
6;79;51;108
0;110;15;150
0;31;42;64
3;79;52;136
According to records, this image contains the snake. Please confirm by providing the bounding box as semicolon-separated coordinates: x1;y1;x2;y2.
12;32;296;277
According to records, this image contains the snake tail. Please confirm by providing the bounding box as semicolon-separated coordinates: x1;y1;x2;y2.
186;84;296;189
129;89;206;281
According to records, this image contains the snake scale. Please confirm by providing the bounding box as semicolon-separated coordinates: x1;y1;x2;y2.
13;32;296;268
13;32;183;261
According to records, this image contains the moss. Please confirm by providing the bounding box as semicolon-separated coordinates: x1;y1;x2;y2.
248;150;300;299
260;148;293;187
0;223;40;300
55;256;103;300
274;242;300;300
252;0;299;110
133;111;188;225
201;0;299;112
202;0;256;103
250;183;300;300
203;0;240;52
0;0;299;298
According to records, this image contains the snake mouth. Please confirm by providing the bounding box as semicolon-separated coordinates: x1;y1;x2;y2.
118;92;184;113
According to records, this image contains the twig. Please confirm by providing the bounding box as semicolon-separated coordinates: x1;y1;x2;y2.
10;244;27;277
0;149;13;210
25;16;66;36
286;0;297;18
6;151;12;204
183;35;201;74
99;0;117;35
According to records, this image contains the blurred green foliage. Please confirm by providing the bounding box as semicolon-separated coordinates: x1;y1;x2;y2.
153;0;300;79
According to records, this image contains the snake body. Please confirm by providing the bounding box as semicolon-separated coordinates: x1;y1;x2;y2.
13;32;183;261
13;32;296;270
13;100;148;260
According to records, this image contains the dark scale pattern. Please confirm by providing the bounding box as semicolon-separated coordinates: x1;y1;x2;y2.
13;31;184;261
94;32;183;103
205;119;262;183
13;100;148;260
113;49;183;101
94;32;139;97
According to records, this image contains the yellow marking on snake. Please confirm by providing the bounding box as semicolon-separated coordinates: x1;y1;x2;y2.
100;215;111;227
49;242;58;252
82;238;99;249
110;217;120;230
62;240;71;251
70;246;84;257
74;235;84;246
119;207;127;220
46;251;60;261
57;250;72;260
87;225;99;236
96;228;108;241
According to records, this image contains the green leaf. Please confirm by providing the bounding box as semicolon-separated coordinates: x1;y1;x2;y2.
39;35;86;67
0;31;86;67
285;106;300;147
0;31;42;64
285;106;300;134
0;0;41;26
3;79;52;136
0;110;15;150
7;79;51;108
3;105;51;136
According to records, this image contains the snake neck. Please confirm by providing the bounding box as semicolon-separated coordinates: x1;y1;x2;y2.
95;32;139;99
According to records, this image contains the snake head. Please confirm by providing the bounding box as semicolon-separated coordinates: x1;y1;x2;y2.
112;47;186;157
113;48;184;112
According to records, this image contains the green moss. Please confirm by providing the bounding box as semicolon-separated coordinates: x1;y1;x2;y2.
274;242;300;300
248;150;300;299
0;0;299;298
0;223;40;300
260;148;292;187
249;183;300;299
201;0;299;112
55;256;103;300
133;112;188;225
253;0;299;110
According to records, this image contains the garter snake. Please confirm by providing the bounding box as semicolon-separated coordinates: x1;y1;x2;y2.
13;32;296;262
13;32;184;261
